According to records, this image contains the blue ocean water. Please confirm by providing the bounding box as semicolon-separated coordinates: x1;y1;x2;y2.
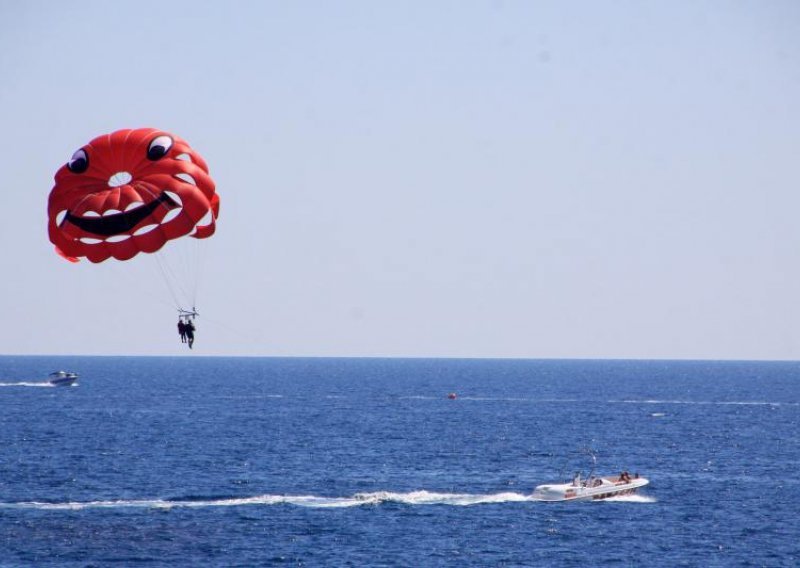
1;357;798;566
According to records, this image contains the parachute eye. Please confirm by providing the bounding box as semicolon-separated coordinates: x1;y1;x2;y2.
147;135;173;161
67;149;89;173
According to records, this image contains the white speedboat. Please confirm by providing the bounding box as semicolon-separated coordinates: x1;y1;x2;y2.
48;371;79;386
532;471;649;501
532;450;648;501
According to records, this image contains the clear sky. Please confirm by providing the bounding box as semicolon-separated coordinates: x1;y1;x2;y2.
1;1;798;359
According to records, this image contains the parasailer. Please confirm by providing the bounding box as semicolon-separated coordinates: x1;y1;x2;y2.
177;319;187;343
185;319;196;349
48;128;219;348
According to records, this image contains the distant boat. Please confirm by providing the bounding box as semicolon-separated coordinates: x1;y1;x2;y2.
48;371;78;387
447;392;457;400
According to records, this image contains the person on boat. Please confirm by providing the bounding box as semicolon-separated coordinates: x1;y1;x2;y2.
177;319;187;343
185;320;196;349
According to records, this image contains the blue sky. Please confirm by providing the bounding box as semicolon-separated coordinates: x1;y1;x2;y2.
1;1;799;358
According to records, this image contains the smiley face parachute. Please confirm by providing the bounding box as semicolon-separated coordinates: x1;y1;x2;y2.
47;128;220;325
48;128;219;262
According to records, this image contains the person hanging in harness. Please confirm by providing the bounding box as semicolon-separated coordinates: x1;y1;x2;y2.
177;319;187;343
185;319;196;349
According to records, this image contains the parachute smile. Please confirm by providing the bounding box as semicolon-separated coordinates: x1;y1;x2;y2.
72;211;210;246
63;192;179;237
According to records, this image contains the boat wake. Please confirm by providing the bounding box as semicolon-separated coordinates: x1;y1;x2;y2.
616;399;796;406
0;381;55;388
603;494;657;503
399;395;796;406
0;490;655;511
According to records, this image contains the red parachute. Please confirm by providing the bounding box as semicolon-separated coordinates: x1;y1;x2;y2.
47;128;219;263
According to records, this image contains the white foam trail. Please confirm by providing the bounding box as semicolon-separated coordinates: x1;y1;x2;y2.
0;492;535;511
603;494;657;503
398;396;437;400
351;491;535;507
0;381;54;388
203;394;284;400
616;399;795;407
398;396;796;406
0;490;661;511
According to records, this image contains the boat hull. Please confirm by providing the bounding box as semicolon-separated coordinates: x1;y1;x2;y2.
47;371;79;387
49;377;78;386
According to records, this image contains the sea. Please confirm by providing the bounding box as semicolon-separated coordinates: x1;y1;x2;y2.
0;356;798;566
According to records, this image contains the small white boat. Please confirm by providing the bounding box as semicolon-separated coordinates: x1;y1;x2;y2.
532;472;649;501
48;371;79;386
532;450;648;502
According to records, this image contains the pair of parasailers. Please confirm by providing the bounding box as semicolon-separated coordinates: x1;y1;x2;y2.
177;319;196;349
